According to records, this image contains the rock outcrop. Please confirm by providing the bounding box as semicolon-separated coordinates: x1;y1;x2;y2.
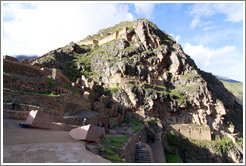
24;18;243;135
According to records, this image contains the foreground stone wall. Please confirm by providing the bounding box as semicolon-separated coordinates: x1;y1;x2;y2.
168;124;211;141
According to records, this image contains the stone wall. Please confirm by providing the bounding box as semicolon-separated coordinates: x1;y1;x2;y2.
4;59;73;92
3;59;51;78
118;27;128;40
98;32;118;46
52;68;71;86
3;89;91;116
3;103;44;112
77;39;98;45
105;125;147;162
168;124;211;141
77;27;129;47
3;73;49;93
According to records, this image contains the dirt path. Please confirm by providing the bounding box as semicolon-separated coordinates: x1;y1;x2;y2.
148;132;166;163
3;118;110;163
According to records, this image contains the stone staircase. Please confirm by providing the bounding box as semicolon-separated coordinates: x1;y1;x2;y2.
135;145;151;163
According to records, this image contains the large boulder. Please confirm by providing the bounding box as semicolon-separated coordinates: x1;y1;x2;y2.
69;124;105;143
25;110;54;129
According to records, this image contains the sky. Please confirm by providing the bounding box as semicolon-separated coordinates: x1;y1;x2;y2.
1;1;244;82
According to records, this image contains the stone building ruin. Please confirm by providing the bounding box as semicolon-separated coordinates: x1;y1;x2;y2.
77;27;130;46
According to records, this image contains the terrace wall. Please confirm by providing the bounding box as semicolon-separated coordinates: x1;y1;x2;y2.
168;124;211;141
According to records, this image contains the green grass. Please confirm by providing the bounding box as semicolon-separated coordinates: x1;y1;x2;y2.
220;80;243;105
101;135;129;148
3;88;59;97
78;45;91;52
3;100;41;107
39;90;60;97
124;117;144;132
165;152;182;163
101;146;123;163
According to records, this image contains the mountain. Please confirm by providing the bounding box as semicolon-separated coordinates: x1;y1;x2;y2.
216;75;242;83
14;55;38;61
216;76;243;106
31;18;242;135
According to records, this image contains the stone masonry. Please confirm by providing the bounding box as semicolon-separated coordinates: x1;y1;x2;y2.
77;27;130;46
169;124;212;141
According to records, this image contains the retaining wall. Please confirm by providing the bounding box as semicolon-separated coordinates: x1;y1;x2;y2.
77;27;129;47
105;125;147;162
3;73;49;93
3;89;91;116
3;59;51;78
168;124;211;141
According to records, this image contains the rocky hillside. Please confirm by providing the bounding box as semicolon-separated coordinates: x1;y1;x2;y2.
31;18;242;135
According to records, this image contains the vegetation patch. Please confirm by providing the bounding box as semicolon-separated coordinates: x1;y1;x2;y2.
101;135;129;148
3;88;60;97
99;146;123;163
124;117;143;132
165;151;182;163
220;80;243;105
39;90;60;97
3;100;41;107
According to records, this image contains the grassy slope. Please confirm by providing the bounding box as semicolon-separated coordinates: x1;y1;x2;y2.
220;80;243;105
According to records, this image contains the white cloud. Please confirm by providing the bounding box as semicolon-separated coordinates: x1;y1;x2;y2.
183;43;236;68
213;3;243;22
175;35;181;42
183;43;243;81
133;3;155;19
2;2;134;56
169;33;181;43
190;17;200;29
189;3;243;29
203;26;216;31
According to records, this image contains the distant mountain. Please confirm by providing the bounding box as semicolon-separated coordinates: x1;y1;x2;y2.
14;55;38;61
216;75;243;106
216;75;242;83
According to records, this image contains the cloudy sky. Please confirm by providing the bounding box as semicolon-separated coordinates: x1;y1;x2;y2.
1;2;244;82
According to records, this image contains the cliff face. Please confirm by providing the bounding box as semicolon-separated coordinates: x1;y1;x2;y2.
33;18;242;134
